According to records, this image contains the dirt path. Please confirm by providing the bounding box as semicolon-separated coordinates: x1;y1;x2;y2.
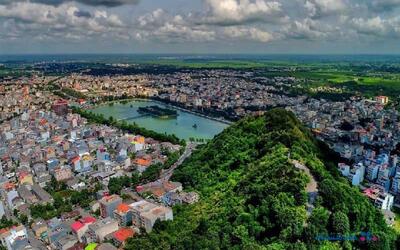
292;160;318;193
292;160;318;216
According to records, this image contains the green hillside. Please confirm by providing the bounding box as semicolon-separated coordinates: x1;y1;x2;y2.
125;109;397;250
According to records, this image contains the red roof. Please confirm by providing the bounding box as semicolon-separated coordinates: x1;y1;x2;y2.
71;221;84;233
71;156;80;163
113;228;134;242
116;203;130;213
18;171;30;181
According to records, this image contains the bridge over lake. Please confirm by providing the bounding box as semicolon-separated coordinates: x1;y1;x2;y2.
117;114;149;121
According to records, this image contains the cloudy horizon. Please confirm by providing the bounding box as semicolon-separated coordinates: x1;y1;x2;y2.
1;0;400;54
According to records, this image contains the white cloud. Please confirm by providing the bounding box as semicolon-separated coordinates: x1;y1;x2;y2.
348;16;400;37
1;0;400;50
134;9;215;42
223;26;276;42
304;0;347;18
0;2;125;40
283;18;333;39
203;0;288;25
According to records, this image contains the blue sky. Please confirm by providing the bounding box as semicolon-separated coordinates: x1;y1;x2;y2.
0;0;400;54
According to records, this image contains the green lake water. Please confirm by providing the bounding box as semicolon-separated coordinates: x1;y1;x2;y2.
91;100;229;140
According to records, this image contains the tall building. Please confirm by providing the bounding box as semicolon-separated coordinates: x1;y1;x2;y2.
129;200;173;233
99;195;122;219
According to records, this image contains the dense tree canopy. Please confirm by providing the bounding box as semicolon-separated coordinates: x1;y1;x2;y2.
125;109;396;250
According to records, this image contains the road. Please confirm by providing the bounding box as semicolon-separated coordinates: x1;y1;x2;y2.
158;142;197;182
292;160;318;216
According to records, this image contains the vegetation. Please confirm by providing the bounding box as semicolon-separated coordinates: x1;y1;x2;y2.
126;109;397;250
71;106;185;146
0;216;17;230
108;174;140;195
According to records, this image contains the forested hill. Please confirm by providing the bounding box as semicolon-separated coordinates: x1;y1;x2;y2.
126;109;397;250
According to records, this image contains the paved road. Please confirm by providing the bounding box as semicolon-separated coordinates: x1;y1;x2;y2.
159;142;197;182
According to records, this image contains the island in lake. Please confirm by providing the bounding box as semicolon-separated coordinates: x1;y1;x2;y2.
138;105;178;119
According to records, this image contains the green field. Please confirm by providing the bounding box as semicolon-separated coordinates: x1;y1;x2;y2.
147;59;298;69
147;58;400;101
0;67;29;78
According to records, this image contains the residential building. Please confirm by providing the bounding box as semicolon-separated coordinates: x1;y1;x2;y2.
86;217;119;242
113;203;132;226
0;225;29;250
129;200;173;233
99;195;122;219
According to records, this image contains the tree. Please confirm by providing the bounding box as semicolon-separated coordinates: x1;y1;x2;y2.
331;211;350;236
18;214;28;225
124;109;396;250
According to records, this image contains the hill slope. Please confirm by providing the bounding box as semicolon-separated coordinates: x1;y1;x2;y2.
126;109;396;250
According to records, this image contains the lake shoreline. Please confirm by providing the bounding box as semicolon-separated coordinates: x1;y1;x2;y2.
92;97;233;125
90;98;230;140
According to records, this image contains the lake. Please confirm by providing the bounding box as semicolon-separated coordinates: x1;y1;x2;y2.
91;99;229;140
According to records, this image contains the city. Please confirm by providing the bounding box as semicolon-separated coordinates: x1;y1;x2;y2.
1;58;400;249
2;0;400;249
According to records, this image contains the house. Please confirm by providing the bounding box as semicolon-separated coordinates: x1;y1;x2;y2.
137;181;183;202
0;225;29;250
140;206;173;233
110;228;134;247
7;190;19;209
53;234;78;250
363;185;394;210
129;200;173;233
31;219;48;240
366;164;379;181
376;96;389;105
113;203;132;226
338;163;350;176
70;156;81;172
377;176;391;192
99;195;122;219
18;172;33;185
17;185;38;205
31;184;53;204
96;148;110;162
130;136;145;152
392;171;400;194
54;166;73;182
96;243;117;250
347;163;365;186
80;154;93;172
86;218;119;242
134;155;152;173
47;218;71;245
61;210;80;221
71;216;96;242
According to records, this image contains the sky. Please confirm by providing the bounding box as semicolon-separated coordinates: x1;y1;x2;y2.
0;0;400;54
